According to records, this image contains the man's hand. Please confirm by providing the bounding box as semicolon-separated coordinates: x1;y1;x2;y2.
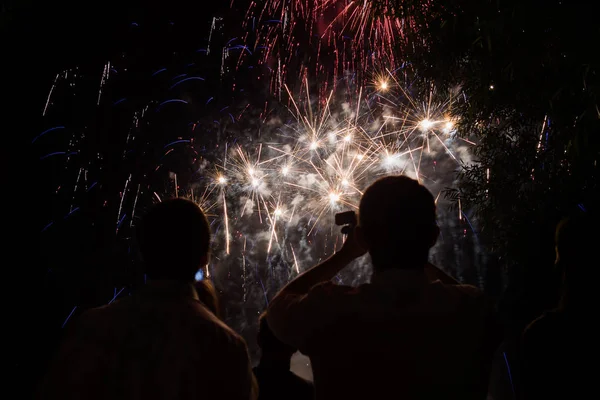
338;224;368;261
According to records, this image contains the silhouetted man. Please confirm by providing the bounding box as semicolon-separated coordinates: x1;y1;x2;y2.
39;198;257;400
521;214;598;399
268;176;499;399
253;312;314;400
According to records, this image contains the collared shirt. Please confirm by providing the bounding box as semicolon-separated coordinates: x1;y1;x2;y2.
39;282;257;400
268;268;497;400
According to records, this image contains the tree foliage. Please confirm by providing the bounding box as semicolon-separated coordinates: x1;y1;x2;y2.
403;0;600;275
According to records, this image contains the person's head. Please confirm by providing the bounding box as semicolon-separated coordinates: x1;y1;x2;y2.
356;175;438;270
555;214;596;307
555;216;593;267
137;198;210;281
195;279;220;317
257;312;295;363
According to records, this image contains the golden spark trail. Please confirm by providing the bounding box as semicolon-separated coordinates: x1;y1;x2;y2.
223;190;230;255
290;245;300;273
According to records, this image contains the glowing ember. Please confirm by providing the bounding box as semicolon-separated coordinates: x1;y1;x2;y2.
419;119;434;131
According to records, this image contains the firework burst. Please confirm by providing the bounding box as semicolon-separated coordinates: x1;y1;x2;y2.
236;0;440;97
37;8;482;343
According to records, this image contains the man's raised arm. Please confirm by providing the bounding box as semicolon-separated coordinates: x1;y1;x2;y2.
267;228;366;349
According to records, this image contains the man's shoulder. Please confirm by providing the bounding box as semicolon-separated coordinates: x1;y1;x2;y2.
450;283;484;298
437;283;493;315
80;297;245;346
75;297;134;327
169;300;245;343
183;300;247;345
309;281;362;296
440;282;489;305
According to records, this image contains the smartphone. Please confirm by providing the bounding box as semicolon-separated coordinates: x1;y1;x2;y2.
335;210;357;227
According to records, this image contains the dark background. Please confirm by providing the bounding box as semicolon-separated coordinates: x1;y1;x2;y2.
6;1;597;397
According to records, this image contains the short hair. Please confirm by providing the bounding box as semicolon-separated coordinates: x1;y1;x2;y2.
555;213;597;306
359;175;436;258
137;198;210;280
257;312;295;355
555;215;594;266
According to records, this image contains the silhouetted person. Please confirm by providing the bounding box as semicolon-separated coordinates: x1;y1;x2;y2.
39;198;257;400
521;214;597;399
253;312;314;400
268;176;499;399
195;278;221;317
